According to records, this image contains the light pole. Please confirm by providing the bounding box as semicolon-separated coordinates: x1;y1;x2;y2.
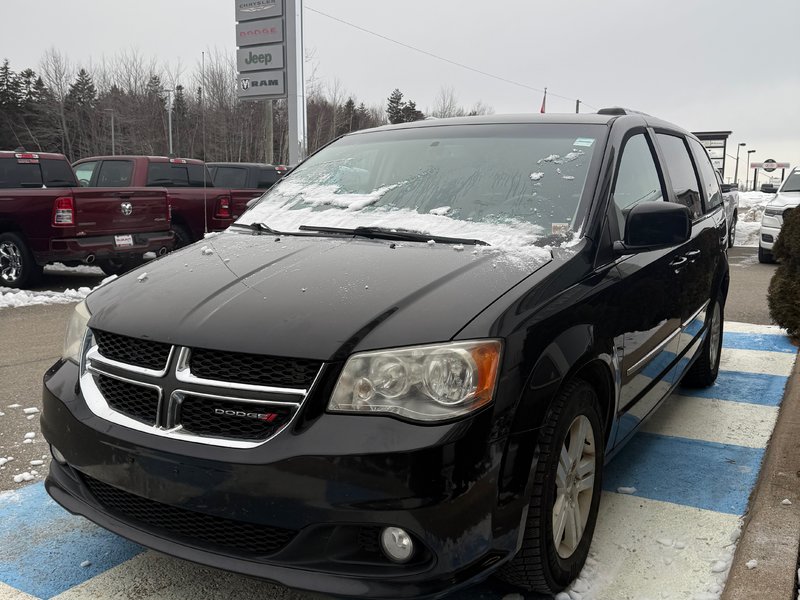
165;89;174;157
103;109;115;156
734;142;745;186
746;150;756;190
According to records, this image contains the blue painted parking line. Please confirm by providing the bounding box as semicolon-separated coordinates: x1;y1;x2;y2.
0;482;143;599
723;331;797;354
684;370;788;406
603;432;764;515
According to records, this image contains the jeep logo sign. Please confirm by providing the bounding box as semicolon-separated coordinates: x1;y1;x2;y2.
237;43;285;73
237;69;285;98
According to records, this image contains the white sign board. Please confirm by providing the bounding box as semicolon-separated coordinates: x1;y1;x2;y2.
238;70;286;98
238;44;285;72
236;18;283;46
236;0;283;22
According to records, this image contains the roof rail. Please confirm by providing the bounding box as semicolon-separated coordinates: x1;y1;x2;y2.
597;107;651;117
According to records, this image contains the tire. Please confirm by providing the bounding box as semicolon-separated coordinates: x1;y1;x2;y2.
497;379;604;594
728;216;736;248
0;232;43;289
682;298;723;388
758;246;775;264
97;257;140;277
172;224;193;249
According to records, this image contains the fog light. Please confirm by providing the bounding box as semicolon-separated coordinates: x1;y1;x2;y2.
762;234;774;243
380;526;414;563
50;445;67;464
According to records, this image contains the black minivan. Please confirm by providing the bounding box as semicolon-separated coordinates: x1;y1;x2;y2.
42;110;729;598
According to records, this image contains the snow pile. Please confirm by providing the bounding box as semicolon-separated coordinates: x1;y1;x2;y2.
735;191;775;247
0;286;92;309
44;263;104;276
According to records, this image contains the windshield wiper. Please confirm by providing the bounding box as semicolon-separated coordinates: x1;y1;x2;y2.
298;225;489;246
232;222;287;235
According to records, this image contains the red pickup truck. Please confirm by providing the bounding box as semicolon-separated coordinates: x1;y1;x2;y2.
73;156;234;247
0;151;173;288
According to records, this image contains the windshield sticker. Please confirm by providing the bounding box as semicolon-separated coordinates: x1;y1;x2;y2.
573;138;595;147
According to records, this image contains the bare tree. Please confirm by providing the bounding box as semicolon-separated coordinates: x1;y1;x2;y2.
39;48;74;158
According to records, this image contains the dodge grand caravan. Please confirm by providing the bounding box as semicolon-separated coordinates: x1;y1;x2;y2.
42;110;729;598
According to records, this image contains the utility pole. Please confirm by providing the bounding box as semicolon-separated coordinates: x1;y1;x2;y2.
746;150;756;190
166;89;174;156
734;142;745;186
575;99;581;114
265;100;274;164
286;0;307;165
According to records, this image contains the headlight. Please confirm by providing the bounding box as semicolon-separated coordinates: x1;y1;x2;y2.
764;207;784;216
328;340;502;422
62;300;91;365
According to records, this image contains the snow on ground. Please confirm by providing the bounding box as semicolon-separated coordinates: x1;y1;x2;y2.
44;263;104;276
0;270;116;310
735;191;775;247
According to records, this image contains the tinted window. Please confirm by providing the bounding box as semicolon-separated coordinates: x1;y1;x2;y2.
657;134;703;220
96;160;134;187
147;162;212;187
612;134;664;238
212;166;247;188
257;169;281;189
75;161;99;186
41;159;77;187
687;138;722;210
0;158;42;188
781;171;800;193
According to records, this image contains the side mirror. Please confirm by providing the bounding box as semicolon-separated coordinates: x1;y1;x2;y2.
613;202;691;255
720;183;735;193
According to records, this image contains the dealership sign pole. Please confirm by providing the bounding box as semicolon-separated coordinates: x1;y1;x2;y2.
235;0;306;165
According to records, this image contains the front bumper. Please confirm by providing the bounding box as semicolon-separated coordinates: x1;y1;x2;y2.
34;231;175;265
759;224;780;251
41;359;526;599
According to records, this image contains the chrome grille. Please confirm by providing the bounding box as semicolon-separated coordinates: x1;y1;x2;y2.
82;474;296;556
190;348;321;389
93;329;171;371
96;374;159;425
82;337;321;448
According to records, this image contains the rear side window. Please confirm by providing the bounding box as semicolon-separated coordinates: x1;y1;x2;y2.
612;134;665;238
657;134;703;220
41;159;77;187
212;166;247;188
257;169;281;189
687;138;722;210
0;158;42;188
96;160;134;187
147;162;212;187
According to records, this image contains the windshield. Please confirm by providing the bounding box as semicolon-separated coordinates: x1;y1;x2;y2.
780;171;800;193
239;123;605;249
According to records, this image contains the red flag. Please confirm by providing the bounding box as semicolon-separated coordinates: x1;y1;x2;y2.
540;88;547;113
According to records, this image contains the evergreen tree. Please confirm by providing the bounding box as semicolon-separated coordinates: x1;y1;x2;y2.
336;97;356;136
400;100;425;123
66;68;97;107
0;60;22;109
387;88;404;124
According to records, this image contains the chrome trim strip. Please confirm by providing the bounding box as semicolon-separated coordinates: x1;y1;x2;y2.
82;369;163;432
174;347;308;397
682;299;711;329
626;327;681;377
87;345;174;378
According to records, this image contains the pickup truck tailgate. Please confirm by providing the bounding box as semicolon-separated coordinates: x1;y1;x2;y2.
73;188;169;235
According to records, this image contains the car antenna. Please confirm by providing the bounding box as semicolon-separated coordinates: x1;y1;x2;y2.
202;50;208;236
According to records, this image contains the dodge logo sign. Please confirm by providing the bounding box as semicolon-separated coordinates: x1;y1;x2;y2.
120;202;133;216
241;78;251;91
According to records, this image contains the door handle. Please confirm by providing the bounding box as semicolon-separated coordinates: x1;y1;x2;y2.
670;256;688;272
685;250;701;263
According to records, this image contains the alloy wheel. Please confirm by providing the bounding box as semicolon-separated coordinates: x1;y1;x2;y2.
709;301;722;368
0;241;22;284
553;414;597;559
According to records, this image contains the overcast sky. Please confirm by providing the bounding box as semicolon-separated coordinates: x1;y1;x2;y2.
2;0;798;180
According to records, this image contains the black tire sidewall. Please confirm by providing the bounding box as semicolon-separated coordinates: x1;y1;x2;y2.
537;381;605;587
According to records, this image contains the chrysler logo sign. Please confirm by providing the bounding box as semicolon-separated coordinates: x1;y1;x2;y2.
120;202;133;216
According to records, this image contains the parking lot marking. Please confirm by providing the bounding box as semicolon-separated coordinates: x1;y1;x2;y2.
603;433;764;515
0;484;143;599
0;581;37;600
722;331;797;354
686;370;788;406
723;321;785;334
719;347;796;376
642;395;779;448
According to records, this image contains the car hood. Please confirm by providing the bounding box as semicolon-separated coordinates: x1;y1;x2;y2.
86;231;550;360
770;191;800;208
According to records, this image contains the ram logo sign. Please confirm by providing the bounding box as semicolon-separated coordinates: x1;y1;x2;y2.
237;70;285;99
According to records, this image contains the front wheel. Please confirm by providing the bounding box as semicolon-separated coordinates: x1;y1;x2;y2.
496;379;604;593
0;232;43;289
682;299;723;388
758;246;775;264
728;217;736;248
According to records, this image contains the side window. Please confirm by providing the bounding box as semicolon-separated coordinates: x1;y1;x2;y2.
656;134;703;220
41;159;77;187
257;169;280;189
612;133;665;238
688;138;723;210
74;161;99;187
214;167;248;188
96;160;134;187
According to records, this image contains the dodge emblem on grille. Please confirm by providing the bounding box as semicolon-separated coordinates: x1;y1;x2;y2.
120;202;133;216
214;408;278;422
